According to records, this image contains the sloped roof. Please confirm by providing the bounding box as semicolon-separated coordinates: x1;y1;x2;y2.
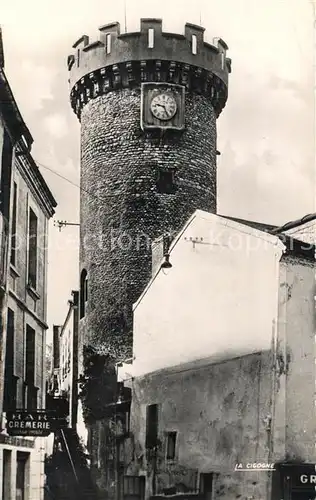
284;219;316;245
221;214;315;261
134;210;285;311
220;215;277;233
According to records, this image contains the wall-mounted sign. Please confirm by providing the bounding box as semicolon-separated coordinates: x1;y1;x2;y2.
280;463;316;488
278;463;316;499
5;410;66;437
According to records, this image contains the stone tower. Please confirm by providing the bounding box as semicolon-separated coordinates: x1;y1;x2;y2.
67;18;231;362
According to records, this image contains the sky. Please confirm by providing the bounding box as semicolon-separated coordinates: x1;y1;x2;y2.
1;0;315;339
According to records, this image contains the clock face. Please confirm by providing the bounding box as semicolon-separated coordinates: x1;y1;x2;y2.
150;93;177;121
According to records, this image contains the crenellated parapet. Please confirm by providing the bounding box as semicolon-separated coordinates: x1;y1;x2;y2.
68;19;231;119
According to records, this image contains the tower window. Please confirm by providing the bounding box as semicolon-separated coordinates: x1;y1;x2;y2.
156;169;176;195
148;28;154;48
145;404;159;448
80;269;88;319
166;431;177;460
192;34;197;55
106;34;111;54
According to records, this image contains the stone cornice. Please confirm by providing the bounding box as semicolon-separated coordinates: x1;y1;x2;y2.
15;145;57;219
70;59;228;120
0;69;33;149
9;289;49;330
68;19;231;92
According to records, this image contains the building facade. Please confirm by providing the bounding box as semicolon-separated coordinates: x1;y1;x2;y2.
124;210;316;500
67;19;231;497
66;15;315;500
0;30;57;500
48;290;79;429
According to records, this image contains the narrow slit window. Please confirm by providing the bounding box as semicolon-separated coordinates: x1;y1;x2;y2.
77;49;80;67
80;269;88;319
192;34;197;55
106;34;111;54
221;53;225;69
148;28;154;49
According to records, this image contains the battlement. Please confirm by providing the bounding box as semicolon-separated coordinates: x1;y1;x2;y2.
68;19;231;119
68;19;231;88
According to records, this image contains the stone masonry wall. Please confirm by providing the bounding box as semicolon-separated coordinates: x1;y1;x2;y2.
79;87;217;354
128;351;273;500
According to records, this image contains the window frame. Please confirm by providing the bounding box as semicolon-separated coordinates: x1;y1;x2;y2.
156;168;177;195
10;180;18;267
165;430;177;461
80;268;88;319
145;403;159;449
27;206;38;290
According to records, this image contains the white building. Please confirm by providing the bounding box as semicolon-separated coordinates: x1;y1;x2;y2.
119;210;316;500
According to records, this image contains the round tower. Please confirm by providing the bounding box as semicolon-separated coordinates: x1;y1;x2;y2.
68;18;231;358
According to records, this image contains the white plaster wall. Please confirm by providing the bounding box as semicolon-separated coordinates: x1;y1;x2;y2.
60;327;72;394
132;212;284;377
277;258;316;462
0;438;45;500
76;399;88;448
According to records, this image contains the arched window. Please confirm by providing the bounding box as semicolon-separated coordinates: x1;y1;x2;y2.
80;269;88;319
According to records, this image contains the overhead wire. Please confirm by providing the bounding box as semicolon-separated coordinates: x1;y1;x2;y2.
35;159;123;205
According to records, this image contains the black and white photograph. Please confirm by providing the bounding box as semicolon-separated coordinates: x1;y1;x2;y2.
0;0;315;499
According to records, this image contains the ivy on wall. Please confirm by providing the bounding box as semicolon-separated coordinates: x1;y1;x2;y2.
78;345;118;425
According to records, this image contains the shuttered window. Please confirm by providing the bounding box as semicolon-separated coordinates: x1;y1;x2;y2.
25;325;35;385
123;476;145;499
10;182;17;266
4;308;17;411
166;431;177;460
27;208;38;289
145;404;158;448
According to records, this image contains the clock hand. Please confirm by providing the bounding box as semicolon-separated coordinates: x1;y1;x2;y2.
156;103;167;110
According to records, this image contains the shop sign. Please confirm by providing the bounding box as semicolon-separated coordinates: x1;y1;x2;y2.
5;410;63;437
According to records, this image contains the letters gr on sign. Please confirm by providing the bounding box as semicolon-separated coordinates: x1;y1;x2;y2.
5;410;60;437
279;463;316;492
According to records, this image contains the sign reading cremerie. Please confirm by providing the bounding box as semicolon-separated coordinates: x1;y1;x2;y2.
6;411;58;437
